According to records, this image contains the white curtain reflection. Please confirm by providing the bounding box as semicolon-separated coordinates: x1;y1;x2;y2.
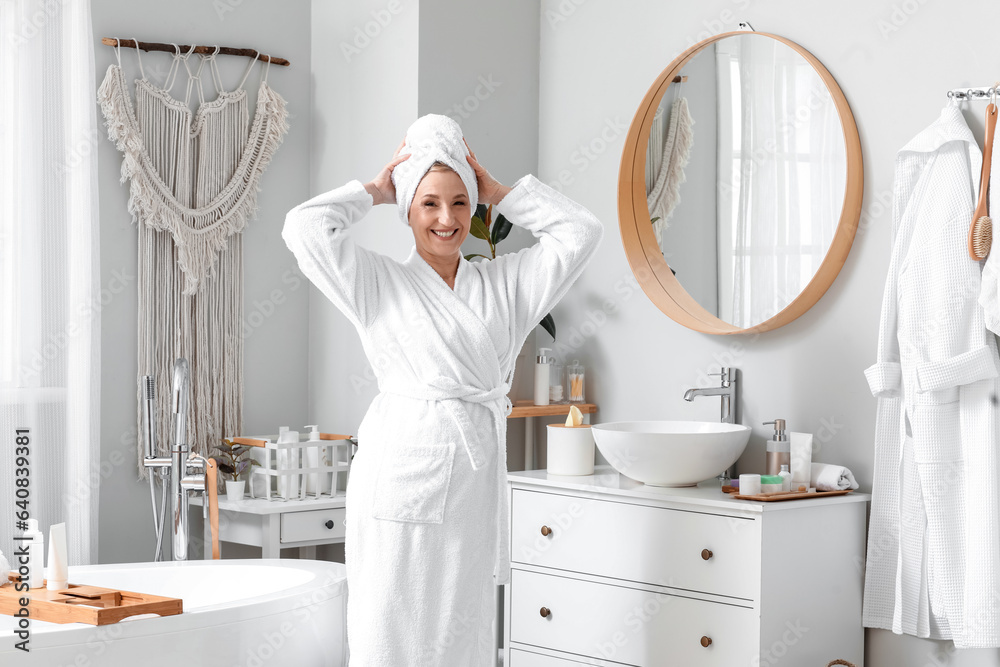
715;37;844;328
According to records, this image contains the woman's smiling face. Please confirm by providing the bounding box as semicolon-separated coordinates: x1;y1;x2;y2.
409;166;472;263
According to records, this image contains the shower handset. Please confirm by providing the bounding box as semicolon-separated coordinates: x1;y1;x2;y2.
142;374;157;460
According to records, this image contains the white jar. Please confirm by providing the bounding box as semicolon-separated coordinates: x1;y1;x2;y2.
546;424;595;475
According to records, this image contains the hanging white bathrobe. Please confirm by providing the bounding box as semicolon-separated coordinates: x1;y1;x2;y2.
282;175;603;665
864;103;1000;647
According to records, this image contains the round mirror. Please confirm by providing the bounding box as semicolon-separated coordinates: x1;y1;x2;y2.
618;31;863;334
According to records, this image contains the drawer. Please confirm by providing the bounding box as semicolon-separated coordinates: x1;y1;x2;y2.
280;507;346;543
509;648;593;666
511;489;760;600
509;569;757;667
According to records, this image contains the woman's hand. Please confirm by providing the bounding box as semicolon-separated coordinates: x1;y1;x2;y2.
364;140;410;206
464;140;512;206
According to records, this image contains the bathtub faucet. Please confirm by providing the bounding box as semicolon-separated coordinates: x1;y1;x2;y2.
143;358;217;561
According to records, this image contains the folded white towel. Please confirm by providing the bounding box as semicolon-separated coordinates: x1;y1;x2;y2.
810;462;860;491
391;114;479;226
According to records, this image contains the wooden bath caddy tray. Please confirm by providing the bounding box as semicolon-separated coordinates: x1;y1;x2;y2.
1;573;182;625
728;489;853;502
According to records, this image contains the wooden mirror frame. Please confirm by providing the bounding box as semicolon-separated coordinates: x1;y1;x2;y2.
618;31;863;335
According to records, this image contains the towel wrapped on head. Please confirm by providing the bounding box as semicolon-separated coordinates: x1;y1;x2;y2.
391;114;479;226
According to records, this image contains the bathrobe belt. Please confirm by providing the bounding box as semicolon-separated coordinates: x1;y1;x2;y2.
382;376;514;584
383;376;512;470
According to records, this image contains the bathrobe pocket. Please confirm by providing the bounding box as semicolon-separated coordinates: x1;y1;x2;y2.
372;442;456;524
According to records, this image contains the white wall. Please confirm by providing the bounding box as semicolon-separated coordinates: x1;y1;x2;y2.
308;0;541;470
92;0;312;562
418;0;542;467
89;0;1000;662
538;0;1000;665
307;0;419;480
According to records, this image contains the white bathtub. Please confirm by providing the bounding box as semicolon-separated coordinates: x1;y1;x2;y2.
0;559;347;666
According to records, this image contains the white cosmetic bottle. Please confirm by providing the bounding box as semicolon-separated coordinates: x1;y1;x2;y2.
790;431;814;489
23;519;44;589
534;348;552;406
0;548;11;587
46;523;68;590
277;426;300;500
304;424;331;496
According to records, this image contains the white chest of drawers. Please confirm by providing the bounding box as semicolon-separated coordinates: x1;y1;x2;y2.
504;467;869;667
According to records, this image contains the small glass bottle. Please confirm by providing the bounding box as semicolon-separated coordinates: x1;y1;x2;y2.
566;360;585;403
778;464;792;492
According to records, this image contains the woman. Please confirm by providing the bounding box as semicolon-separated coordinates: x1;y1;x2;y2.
282;114;603;665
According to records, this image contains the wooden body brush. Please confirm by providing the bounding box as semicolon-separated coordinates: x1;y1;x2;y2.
970;101;997;260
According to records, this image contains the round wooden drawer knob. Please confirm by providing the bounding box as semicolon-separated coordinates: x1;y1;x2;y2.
701;636;712;647
539;607;551;618
540;525;552;537
701;549;713;560
325;520;335;529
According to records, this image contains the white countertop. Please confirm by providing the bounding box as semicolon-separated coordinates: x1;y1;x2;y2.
191;492;346;515
508;466;870;514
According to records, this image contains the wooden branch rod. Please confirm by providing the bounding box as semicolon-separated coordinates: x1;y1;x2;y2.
101;38;290;67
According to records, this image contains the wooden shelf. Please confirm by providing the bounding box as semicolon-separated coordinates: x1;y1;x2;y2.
508;402;597;419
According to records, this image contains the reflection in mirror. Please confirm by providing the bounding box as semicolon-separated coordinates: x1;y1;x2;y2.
644;33;847;329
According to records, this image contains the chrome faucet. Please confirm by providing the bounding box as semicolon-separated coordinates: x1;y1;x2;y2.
684;368;739;482
683;367;737;424
142;358;212;561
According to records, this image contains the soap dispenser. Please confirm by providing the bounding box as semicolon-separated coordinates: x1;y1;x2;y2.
763;419;790;476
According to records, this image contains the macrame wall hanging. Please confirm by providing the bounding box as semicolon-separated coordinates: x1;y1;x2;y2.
97;38;290;475
646;75;694;249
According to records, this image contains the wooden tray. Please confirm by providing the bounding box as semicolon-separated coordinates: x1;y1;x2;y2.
1;573;182;625
729;489;853;502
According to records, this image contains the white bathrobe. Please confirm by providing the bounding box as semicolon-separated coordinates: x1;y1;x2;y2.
864;103;1000;647
282;175;603;665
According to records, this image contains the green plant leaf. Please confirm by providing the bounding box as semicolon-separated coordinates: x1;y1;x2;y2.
539;312;556;341
475;204;489;224
491;213;512;245
650;216;660;224
215;441;233;453
469;215;491;243
464;253;491;261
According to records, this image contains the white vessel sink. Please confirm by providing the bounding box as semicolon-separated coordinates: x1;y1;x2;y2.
591;421;751;487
